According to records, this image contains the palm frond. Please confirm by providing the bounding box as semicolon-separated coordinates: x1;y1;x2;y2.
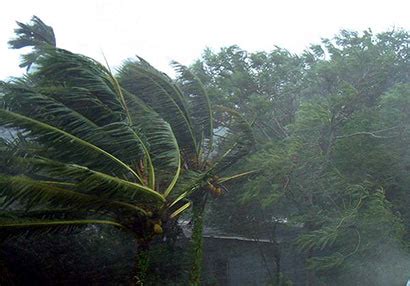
2;81;145;177
0;217;125;240
8;16;56;70
122;90;182;195
11;156;164;204
210;106;255;173
172;62;214;157
32;48;125;124
0;108;143;182
0;219;124;229
169;201;191;219
118;59;198;158
0;175;104;211
216;170;258;184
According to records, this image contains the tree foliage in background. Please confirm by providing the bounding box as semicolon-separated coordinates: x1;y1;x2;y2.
1;15;410;286
192;29;410;285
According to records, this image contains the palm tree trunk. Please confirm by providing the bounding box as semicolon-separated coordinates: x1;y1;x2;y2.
305;247;315;286
0;257;15;286
134;241;150;285
189;201;204;286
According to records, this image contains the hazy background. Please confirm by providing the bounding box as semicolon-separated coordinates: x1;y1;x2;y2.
1;0;410;79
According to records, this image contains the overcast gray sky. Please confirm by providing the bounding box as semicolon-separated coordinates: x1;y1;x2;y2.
1;0;409;80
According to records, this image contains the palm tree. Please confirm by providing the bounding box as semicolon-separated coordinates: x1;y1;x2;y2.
0;16;255;284
0;17;193;244
117;58;256;285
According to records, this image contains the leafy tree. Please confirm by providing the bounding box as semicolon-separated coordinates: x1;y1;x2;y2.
191;45;305;142
0;16;255;284
0;43;185;242
117;57;255;285
191;29;410;285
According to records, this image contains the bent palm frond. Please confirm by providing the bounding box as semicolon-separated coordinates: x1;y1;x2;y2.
172;62;214;158
210;106;255;173
8;15;56;70
118;59;198;159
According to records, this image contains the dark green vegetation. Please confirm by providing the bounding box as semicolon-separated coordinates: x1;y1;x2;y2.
0;16;409;285
194;30;410;285
0;16;254;285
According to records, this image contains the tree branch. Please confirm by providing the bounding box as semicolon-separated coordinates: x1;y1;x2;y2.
336;126;401;139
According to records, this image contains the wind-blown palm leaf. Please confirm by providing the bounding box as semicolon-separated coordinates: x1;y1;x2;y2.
118;59;198;158
31;48;125;125
172;61;214;157
169;201;191;219
0;108;144;181
0;86;167;201
0;217;124;241
0;175;148;216
0;48;183;190
21;157;164;203
2;80;145;177
8;15;56;70
168;170;210;208
216;170;258;184
121;90;181;195
0;219;124;230
209;106;255;174
125;57;191;118
0;147;159;237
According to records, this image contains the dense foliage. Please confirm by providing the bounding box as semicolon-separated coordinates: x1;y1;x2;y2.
192;30;410;285
0;16;409;285
0;16;254;285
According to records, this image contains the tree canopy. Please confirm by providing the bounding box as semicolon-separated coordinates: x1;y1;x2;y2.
1;16;409;286
193;29;410;285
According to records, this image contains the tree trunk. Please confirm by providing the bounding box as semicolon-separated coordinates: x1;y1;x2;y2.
134;241;150;285
274;245;281;285
305;247;315;286
189;202;204;286
270;223;281;285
